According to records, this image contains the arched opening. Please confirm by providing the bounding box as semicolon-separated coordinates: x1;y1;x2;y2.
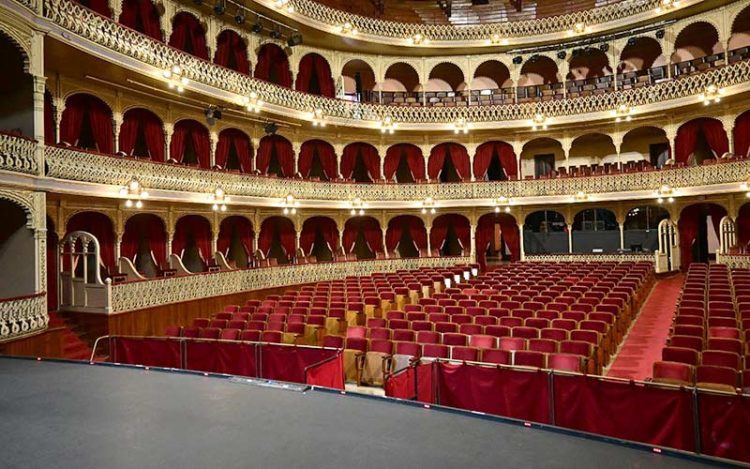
74;0;111;17
216;128;252;172
520;138;564;178
296;53;335;97
384;144;425;183
568;133;618;172
256;134;294;177
426;62;465;106
378;62;420;105
736;202;750;252
518;55;561;102
386;215;427;258
679;203;727;266
169;119;210;168
729;6;750;61
343;216;382;259
172;215;212;273
119;108;164;161
566;48;613;97
258;216;295;265
474;141;517;181
300;216;338;262
299;139;337;181
218;216;253;269
119;0;162;41
428;143;470;182
472;60;513;105
624;205;669;252
169;12;208;60
672;22;723;77
621;126;670;168
476;212;519;269
0;199;36;299
341;142;380;182
121;213;167;277
214;30;249;75
734;110;750;158
431;214;470;257
572;208;619;253
60;93;113;153
46;216;58;310
617;36;667;86
0;34;33;137
66;211;116;277
523;210;567;254
675;118;729;165
254;43;292;88
341;59;376;102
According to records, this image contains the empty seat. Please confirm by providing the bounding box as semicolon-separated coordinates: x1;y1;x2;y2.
451;346;479;362
481;348;511;365
219;328;240;340
695;365;738;392
198;327;221;339
548;353;585;373
513;350;546;368
652;361;694;386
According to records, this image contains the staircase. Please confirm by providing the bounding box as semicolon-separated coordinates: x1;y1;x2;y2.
47;311;106;361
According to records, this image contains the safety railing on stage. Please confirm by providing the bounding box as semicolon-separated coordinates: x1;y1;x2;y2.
384;359;750;464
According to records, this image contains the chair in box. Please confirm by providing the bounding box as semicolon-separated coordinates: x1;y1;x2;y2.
548;353;585;373
240;329;261;342
560;340;596;373
261;331;283;343
360;339;394;386
513;350;546;368
451;346;479;362
652;361;694;386
695;365;738;392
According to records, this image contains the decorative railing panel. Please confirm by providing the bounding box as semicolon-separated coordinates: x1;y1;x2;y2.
0;133;37;175
0;293;48;341
524;253;656;263
716;253;750;269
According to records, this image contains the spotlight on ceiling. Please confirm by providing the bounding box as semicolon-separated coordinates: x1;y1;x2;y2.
270;28;282;40
234;8;246;24
264;122;278;135
204;107;222;126
655;29;665;39
287;33;303;47
251;18;263;33
557;50;567;60
213;0;225;15
627;37;637;47
599;43;609;52
529;54;539;63
512;55;523;65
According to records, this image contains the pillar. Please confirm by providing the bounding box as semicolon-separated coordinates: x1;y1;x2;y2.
619;223;625;251
53;98;64;145
114;231;123;263
425;221;432;255
164;124;174;162
166;229;175;257
113;112;122;153
32;75;46;176
209;131;218;168
211;234;218;256
470;224;477;263
518;223;525;261
338;229;344;256
567;224;573;253
382;231;388;258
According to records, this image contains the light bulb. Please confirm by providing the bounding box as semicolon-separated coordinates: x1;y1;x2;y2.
359;209;364;216
221;205;227;212
494;206;500;213
135;200;143;209
125;199;133;208
350;209;356;216
140;191;149;199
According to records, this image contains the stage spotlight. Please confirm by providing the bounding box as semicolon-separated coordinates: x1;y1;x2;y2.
655;29;665;39
512;56;523;65
627;37;637;47
557;50;567;60
235;8;246;24
204;107;222;126
287;33;303;47
264;122;278;135
213;0;225;15
599;43;609;52
270;28;282;40
251;19;263;33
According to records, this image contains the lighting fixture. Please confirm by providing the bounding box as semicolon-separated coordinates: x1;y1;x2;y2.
209;187;229;211
612;104;634;123
282;194;299;215
656;0;679;13
234;8;246;24
452;118;469;134
251;19;263;33
162;64;188;92
655;184;675;203
213;0;226;15
309;108;327;127
488;33;507;45
569;22;589;36
243;91;264;113
336;22;358;35
407;33;429;46
572;191;589;202
493;196;511;213
348;198;366;216
699;84;725;105
270;29;282;40
287;34;303;47
274;0;293;12
119;178;148;208
379;116;396;134
420;197;436;215
531;113;548;131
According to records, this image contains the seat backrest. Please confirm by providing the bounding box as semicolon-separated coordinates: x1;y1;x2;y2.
548;353;584;373
219;328;240;340
513;350;546;368
652;361;694;385
480;348;511;365
498;337;527;352
322;335;344;348
240;329;261;342
451;346;479;362
422;343;450;358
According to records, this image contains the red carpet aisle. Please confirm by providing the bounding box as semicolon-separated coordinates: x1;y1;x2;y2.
606;274;684;381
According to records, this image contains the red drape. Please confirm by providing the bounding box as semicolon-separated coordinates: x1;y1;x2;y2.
476;213;520;268
738;204;750;248
172;215;212;262
76;0;111;17
428;143;469;180
474;141;517;180
300;216;338;255
119;108;164;161
258;217;295;257
384;144;425;181
735;111;750;158
60;94;113;153
431;214;470;253
170;119;210;167
256;134;294;176
699;392;750;462
298;140;337;179
66;211;115;270
214;30;249;75
254;44;292;88
216;128;252;172
112;337;181;368
675;118;729;163
386;215;427;252
185;340;258;377
678;204;726;267
343;217;382;253
121;213;167;266
169;12;208;60
295;53;335;98
217;216;253;256
119;0;162;41
340;143;380;180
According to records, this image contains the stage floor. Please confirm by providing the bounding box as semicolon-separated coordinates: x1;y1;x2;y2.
0;358;739;469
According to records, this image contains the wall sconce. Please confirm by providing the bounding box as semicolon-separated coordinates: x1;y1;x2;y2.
655;185;675;203
699;85;725;105
572;191;589;202
452;118;469;134
420;197;436;214
282;194;299;215
119;179;148;208
531;113;548;131
209;187;229;211
274;0;294;13
379;116;396;134
243;91;264;113
336;22;358;35
407;33;430;45
612;104;634;123
309;108;327;127
349;198;366;216
656;0;679;13
493;196;511;213
162;64;188;92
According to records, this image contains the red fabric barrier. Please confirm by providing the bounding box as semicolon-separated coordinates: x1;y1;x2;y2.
416;361;435;404
184;340;258;377
112;337;181;368
260;344;338;384
385;366;416;400
553;374;695;451
305;352;344;390
437;363;550;423
698;392;750;462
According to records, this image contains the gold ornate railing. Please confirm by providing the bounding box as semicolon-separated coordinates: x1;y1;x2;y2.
0;133;37;175
44;145;750;203
716;253;750;269
524;253;656;263
0;292;47;342
110;256;469;312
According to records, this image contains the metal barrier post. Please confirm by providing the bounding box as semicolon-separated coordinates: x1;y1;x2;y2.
257;342;263;379
413;360;419;401
433;360;440;406
692;387;702;454
548;370;556;426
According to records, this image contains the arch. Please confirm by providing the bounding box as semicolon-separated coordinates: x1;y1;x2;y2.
672;21;723;63
296;53;335;97
258;216;295;264
568;133;617;166
0;198;37;299
74;0;111;17
121;213;167;277
218;215;253;268
380;62;420;92
474;141;517;181
519;55;559;86
254;43;292;88
571;208;619;253
520;137;563;178
343;216;382;259
216;128;252;172
621;126;670;167
256;134;294;177
172;214;212;272
0;32;34;138
66;211;115;271
119;0;162;41
214;29;249;75
618;37;665;72
300;216;338;261
341;59;376;101
679;203;727;267
169;12;208;60
431;214;470;257
623;205;670;252
567;47;612;80
428;142;470;182
60;93;114;153
729;5;750;51
472;60;512;90
675;118;729;164
734;110;750;158
341;142;380;182
0;24;31;73
299;139;337;180
427;62;465;92
386;215;427;258
523;210;567;255
476;212;519;269
169;119;210;168
119;107;164;161
384;143;425;182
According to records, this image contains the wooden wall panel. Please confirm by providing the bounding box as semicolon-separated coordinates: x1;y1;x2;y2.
0;327;66;358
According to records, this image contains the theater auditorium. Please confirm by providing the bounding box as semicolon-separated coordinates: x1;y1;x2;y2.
0;0;749;466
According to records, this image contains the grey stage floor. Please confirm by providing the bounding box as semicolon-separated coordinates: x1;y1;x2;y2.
0;358;738;469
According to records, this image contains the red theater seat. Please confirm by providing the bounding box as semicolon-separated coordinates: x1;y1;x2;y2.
240;330;261;342
513;350;546;368
652;361;694;386
548;353;584;373
481;348;511;365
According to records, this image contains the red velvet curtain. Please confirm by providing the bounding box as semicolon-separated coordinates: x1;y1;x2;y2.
60;94;113;153
738;204;750;248
76;0;111;17
384;144;425;181
121;214;167;266
214;30;249;75
170;119;209;167
476;214;520;268
298;140;337;179
300;217;338;255
256;135;294;176
216;128;252;172
675;118;729;163
343;217;382;253
431;214;470;253
678;204;726;267
341;143;380;180
428;143;469;180
474;141;517;180
258;217;295;256
295;54;335;97
119;0;162;41
217;216;253;255
119;108;164;161
254;44;292;88
169;13;208;60
386;216;426;252
66;211;115;270
172;215;212;262
191;123;210;169
735;111;750;158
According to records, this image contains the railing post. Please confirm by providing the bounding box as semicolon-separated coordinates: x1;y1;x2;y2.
692;387;702;455
547;370;556;425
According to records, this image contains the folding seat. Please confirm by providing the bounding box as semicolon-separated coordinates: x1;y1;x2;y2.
240;329;261;342
192;318;210;328
394;341;420;359
548;353;585;373
707;338;743;355
708;317;738;329
366;318;387;329
695;365;738;392
360;339;394;386
541;328;568;341
450;346;479;362
484;325;511;338
245;299;262;308
392;329;415;342
551;319;577;331
702;350;741;370
369;327;391;341
322;335;344;348
469;335;496;349
164;325;181;337
465;307;485;317
431;321;456;333
652;361;694;386
416;331;441;344
500;300;521;311
385;310;406;321
346;326;367;339
672;324;705;338
388;319;409;330
442;333;468;346
422;343;451;359
674;315;704;327
343;337;369;382
678;306;705;318
198;327;221;339
223;305;240;313
523;301;544;313
488;307;510;319
261;331;283;343
475;316;498;327
406;312;427;322
251;312;269;322
478;300;498;310
424;305;444;314
500;316;524;328
220;328;240;341
528;338;557;353
215;312;233;321
232;312;251;322
662;346;700;366
498;337;527;352
511;327;539;339
513;350;546;368
536;310;560;321
708;327;741;340
481;348;511;365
